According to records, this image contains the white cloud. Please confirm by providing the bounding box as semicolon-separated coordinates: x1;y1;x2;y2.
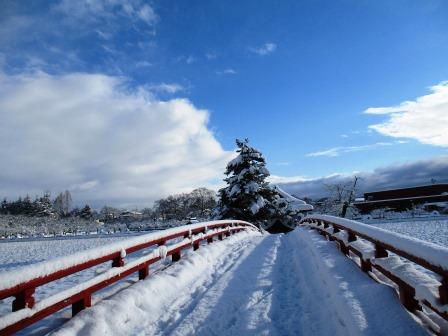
365;81;448;147
268;175;309;184
216;68;237;75
137;4;158;25
186;56;195;64
175;55;196;65
206;53;217;60
147;83;185;94
306;142;393;157
0;71;234;207
135;61;153;68
55;0;158;27
249;42;277;56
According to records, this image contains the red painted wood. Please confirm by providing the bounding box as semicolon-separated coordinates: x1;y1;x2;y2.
301;218;447;322
12;288;35;311
374;243;388;258
0;251;121;300
138;265;150;280
72;293;92;316
439;278;448;305
0;223;255;334
112;256;125;267
347;231;357;242
172;251;181;262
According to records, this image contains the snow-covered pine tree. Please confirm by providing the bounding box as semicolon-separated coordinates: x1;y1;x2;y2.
80;204;93;219
215;139;279;223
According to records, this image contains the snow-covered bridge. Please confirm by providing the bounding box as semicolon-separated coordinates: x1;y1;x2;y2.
0;218;447;335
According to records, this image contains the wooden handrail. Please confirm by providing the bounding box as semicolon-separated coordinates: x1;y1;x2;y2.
0;220;258;335
300;215;448;332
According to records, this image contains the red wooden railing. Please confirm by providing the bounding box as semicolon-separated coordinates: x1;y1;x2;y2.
300;214;448;333
0;220;258;335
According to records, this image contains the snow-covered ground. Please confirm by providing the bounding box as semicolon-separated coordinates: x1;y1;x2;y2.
0;234;148;333
2;219;443;335
0;235;133;272
51;229;425;336
369;219;448;247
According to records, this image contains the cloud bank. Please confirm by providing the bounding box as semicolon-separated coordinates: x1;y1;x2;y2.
365;81;448;147
0;71;234;207
278;156;448;199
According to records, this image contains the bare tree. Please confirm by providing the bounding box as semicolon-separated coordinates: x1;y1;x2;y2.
53;190;72;216
322;176;360;217
153;188;217;220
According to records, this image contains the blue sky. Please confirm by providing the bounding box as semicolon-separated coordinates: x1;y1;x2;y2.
1;0;447;206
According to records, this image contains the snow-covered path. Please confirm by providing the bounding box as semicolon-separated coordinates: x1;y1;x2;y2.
53;229;426;336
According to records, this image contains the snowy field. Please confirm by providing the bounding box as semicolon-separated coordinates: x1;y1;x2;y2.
0;233;155;334
369;219;448;247
0;235;134;272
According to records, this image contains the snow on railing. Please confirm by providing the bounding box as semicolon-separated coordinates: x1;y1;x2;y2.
0;220;258;335
300;214;448;332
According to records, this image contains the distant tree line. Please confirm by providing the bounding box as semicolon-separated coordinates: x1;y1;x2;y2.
154;187;216;220
1;191;93;219
2;187;217;223
100;188;217;223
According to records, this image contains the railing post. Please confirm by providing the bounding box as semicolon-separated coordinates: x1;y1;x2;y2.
439;277;448;304
361;258;372;273
193;241;200;251
12;288;35;311
374;243;388;258
398;284;421;312
112;256;124;267
139;266;150;280
339;241;349;256
72;293;91;316
347;231;357;242
172;251;181;262
207;237;213;244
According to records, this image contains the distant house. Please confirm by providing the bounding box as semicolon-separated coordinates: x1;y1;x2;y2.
353;183;448;214
118;211;143;221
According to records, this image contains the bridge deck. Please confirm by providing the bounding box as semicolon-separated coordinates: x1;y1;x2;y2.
52;229;425;336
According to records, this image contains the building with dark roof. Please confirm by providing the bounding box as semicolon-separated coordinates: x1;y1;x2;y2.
353;184;448;214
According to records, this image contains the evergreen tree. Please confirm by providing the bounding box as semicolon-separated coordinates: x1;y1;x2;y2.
1;198;8;214
215;139;279;223
80;204;93;219
22;195;33;215
38;192;54;216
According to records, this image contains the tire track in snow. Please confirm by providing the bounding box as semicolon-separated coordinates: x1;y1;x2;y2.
146;234;266;335
160;235;282;336
53;229;427;336
51;232;262;336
